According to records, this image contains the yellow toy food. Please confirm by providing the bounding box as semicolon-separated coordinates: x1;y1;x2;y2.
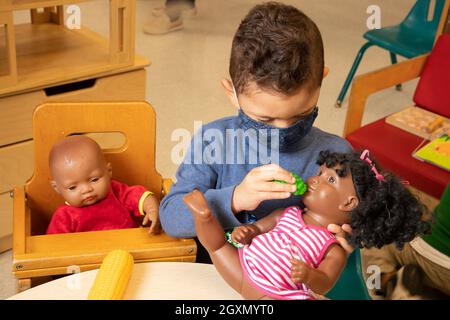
88;249;134;300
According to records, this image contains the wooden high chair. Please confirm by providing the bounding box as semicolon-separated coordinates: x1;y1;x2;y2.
12;102;196;291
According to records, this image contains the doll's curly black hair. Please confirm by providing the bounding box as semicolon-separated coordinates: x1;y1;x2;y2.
316;150;431;249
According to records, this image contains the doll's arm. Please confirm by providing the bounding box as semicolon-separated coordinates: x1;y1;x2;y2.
111;180;150;217
291;244;347;295
142;195;161;235
252;208;284;233
231;208;284;245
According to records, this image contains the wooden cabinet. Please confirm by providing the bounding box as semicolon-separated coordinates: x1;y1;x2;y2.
0;0;149;253
0;192;13;253
0;68;148;147
0;0;137;93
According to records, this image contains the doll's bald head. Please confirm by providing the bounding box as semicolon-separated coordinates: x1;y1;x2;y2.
49;136;105;174
49;136;112;207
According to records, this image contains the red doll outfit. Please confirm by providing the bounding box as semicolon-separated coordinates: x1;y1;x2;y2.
239;206;338;300
46;179;152;234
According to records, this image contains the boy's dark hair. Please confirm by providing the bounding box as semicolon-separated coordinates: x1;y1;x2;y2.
316;150;431;249
230;2;324;95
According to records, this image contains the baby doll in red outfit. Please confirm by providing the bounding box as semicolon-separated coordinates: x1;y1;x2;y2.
46;135;161;235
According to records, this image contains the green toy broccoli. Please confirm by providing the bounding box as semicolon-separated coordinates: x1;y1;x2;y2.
274;173;307;196
224;173;307;248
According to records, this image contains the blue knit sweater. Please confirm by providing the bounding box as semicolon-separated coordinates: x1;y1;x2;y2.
160;116;352;238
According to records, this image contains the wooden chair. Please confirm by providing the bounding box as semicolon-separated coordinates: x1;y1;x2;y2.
336;0;450;107
12;102;196;291
326;249;371;300
343;25;450;203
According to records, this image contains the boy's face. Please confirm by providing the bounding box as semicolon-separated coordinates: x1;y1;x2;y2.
223;80;321;128
303;165;358;226
51;150;112;207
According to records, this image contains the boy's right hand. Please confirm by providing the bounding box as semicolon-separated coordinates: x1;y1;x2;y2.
231;164;296;213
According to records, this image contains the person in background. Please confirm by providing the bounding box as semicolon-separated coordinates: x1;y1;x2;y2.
143;0;197;35
366;183;450;299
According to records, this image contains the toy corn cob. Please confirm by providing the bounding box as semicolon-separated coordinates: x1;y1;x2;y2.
274;173;307;196
88;249;134;300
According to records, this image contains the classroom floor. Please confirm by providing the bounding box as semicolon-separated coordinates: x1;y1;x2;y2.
1;0;420;299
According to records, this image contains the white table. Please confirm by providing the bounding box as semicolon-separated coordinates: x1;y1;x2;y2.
8;262;242;300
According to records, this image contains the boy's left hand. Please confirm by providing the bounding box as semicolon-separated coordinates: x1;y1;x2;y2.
327;224;354;255
142;195;162;235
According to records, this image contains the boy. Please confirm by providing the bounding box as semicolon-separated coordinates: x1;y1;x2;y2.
160;2;352;253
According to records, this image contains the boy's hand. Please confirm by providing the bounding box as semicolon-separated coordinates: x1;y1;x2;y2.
232;164;296;213
142;195;162;235
291;259;312;284
327;224;354;255
231;224;260;245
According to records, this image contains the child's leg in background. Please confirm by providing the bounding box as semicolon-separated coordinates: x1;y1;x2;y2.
165;0;195;21
143;0;196;35
364;242;450;297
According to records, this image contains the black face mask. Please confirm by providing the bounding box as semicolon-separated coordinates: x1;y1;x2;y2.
238;107;318;152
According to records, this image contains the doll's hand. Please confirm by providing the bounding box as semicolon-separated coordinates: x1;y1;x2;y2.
290;259;312;284
327;224;354;255
232;164;296;213
231;224;260;245
142;195;162;235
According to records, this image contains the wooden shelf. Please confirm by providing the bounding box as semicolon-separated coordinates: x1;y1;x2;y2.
0;0;139;96
0;22;147;97
0;0;91;11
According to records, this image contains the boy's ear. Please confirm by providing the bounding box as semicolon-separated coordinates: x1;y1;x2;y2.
338;196;359;212
323;67;330;79
106;162;112;177
221;79;239;108
50;180;60;194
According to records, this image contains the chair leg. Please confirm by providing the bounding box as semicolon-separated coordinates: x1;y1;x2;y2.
335;42;374;108
390;52;403;91
17;278;31;293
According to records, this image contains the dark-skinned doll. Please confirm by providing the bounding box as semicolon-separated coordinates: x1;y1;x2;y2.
183;150;430;300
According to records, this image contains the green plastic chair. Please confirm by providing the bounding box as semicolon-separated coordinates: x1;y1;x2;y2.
326;249;372;300
335;0;446;107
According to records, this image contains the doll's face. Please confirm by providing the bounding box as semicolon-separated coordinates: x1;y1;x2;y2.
50;138;112;207
302;164;358;226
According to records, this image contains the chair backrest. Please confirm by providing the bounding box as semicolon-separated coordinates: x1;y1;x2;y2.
326;249;372;300
435;0;450;41
402;0;446;38
413;33;450;117
26;102;162;235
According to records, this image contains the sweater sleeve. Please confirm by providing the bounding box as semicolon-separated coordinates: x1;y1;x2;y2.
110;180;149;217
160;130;242;239
46;206;75;234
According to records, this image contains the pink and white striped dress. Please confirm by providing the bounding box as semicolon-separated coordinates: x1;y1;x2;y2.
239;206;338;300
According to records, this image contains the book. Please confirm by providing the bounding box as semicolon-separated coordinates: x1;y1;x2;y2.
413;132;450;172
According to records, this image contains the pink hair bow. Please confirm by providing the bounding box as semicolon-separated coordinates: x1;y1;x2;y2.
360;150;385;182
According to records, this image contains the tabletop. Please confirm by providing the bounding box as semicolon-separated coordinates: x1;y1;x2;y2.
8;262;242;300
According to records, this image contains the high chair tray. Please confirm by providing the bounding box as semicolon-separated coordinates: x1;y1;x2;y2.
13;228;197;277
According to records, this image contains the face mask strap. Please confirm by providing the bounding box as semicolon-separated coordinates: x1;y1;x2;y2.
231;82;241;109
